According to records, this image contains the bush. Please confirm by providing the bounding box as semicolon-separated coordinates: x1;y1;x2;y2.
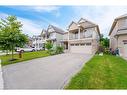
97;46;110;55
97;46;104;54
55;46;64;54
45;41;53;50
49;49;56;55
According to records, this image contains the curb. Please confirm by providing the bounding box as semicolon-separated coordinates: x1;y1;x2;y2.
0;59;4;89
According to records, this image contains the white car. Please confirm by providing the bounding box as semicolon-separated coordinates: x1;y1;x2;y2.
16;47;36;52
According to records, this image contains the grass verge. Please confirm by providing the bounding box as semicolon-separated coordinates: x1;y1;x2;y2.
0;50;50;66
66;54;127;89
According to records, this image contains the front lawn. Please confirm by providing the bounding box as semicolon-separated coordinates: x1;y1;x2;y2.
66;54;127;89
0;50;50;66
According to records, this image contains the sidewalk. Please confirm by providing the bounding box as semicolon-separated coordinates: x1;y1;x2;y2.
0;52;17;56
0;59;4;89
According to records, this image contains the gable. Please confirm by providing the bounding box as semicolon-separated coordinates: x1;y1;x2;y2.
68;22;78;30
78;18;96;28
79;21;95;28
47;25;55;33
78;18;86;23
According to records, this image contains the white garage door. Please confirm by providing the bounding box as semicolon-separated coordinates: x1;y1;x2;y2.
70;43;92;54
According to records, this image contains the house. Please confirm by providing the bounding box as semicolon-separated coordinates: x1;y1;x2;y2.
46;25;65;48
61;18;100;54
109;14;127;58
32;35;44;50
32;25;65;50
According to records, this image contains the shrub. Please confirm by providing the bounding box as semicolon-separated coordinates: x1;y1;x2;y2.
55;46;64;54
97;45;104;54
45;41;53;50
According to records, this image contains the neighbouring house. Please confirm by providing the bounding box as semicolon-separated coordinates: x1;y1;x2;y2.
61;18;100;54
32;25;65;50
109;14;127;58
32;35;44;50
46;25;65;48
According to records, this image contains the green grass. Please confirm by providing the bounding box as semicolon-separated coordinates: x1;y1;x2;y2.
0;50;50;66
66;54;127;89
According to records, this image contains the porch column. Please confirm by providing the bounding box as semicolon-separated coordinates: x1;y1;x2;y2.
67;28;69;51
78;24;80;39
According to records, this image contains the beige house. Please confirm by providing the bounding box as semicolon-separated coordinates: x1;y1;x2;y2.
62;18;100;54
109;14;127;58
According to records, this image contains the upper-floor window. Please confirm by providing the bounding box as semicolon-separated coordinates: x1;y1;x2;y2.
84;30;93;38
49;33;56;39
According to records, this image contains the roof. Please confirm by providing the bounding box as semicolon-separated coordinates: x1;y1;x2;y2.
48;25;65;34
109;14;127;36
78;18;97;26
68;21;78;29
41;29;47;34
68;18;101;37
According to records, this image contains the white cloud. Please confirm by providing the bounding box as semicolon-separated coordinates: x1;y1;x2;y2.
28;6;60;12
0;12;61;36
0;12;43;36
18;18;43;36
15;6;61;17
72;6;127;37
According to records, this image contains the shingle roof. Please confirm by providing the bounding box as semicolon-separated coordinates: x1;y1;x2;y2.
48;25;65;34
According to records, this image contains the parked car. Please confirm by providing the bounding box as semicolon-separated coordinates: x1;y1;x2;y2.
16;47;36;52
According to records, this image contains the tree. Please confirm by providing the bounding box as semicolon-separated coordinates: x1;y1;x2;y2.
99;34;109;48
0;15;28;60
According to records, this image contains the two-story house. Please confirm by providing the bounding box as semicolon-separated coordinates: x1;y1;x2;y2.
109;14;127;58
62;18;100;54
46;25;65;48
32;35;44;50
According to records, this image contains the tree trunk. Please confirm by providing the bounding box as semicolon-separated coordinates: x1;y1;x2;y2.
11;45;14;60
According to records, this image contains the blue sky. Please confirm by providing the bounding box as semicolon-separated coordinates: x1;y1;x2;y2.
1;6;127;37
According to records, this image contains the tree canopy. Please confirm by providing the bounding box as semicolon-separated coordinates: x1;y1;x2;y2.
0;15;28;59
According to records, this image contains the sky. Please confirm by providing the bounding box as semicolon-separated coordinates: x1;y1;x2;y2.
0;6;127;37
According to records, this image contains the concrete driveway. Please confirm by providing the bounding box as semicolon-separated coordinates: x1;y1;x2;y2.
2;53;92;89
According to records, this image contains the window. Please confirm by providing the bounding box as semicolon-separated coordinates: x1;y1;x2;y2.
75;44;79;46
86;43;91;46
80;43;85;46
82;30;86;38
71;44;74;46
85;30;93;38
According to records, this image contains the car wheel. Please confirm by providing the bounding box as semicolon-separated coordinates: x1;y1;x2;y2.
21;50;24;53
32;49;35;52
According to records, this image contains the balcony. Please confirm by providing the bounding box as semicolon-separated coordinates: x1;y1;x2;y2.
69;31;93;40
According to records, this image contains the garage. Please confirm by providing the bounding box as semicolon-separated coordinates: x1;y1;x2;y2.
123;43;127;57
70;43;92;54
